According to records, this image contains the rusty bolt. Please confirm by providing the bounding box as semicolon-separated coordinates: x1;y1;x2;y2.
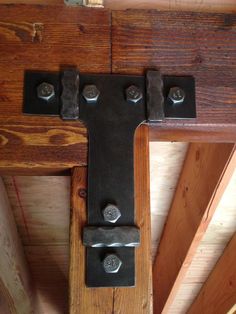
102;204;121;223
103;254;122;273
168;87;185;105
82;85;100;103
37;82;55;102
126;85;143;103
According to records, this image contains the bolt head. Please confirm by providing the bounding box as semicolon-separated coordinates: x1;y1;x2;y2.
37;82;55;102
168;87;185;104
102;204;121;223
103;254;122;273
82;85;100;103
126;85;143;103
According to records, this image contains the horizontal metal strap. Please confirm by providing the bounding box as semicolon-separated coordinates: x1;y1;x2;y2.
83;226;140;248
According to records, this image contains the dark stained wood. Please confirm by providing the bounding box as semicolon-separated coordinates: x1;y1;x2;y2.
153;143;236;313
0;7;236;173
0;5;110;174
112;11;236;140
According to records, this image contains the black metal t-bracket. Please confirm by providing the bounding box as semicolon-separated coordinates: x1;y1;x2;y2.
23;69;196;287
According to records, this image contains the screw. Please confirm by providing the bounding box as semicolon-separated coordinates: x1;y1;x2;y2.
102;204;121;223
126;85;143;103
103;254;122;273
37;82;55;102
168;87;185;105
82;85;100;103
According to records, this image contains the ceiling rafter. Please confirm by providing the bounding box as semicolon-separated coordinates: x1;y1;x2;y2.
188;232;236;314
153;143;236;313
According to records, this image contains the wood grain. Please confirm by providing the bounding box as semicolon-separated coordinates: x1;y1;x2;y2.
70;167;113;314
153;143;236;313
105;0;236;13
0;5;110;174
0;178;39;314
188;232;236;314
113;125;152;313
0;117;87;175
112;11;236;140
70;125;152;313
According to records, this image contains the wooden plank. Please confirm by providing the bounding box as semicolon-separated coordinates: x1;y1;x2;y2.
0;178;39;313
112;11;236;141
70;125;152;313
0;5;110;175
149;125;236;143
70;167;113;313
105;0;236;13
188;232;236;314
153;143;236;313
113;125;152;313
25;245;69;314
0;0;235;14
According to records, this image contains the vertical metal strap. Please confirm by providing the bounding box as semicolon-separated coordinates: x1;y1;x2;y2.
61;70;80;120
146;70;164;122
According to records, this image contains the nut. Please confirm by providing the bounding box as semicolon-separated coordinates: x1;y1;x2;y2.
82;85;100;103
102;204;121;223
168;87;185;104
126;85;143;103
103;254;122;273
37;82;55;102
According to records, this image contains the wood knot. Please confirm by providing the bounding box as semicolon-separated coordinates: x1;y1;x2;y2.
78;189;87;198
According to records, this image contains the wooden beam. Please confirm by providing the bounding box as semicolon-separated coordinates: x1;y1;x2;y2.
70;125;152;313
153;143;236;313
0;5;110;175
105;0;236;13
0;8;235;175
0;178;39;313
188;232;236;314
112;11;236;141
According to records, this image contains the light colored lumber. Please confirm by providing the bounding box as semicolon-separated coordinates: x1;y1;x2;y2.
188;232;236;314
105;0;236;12
70;125;152;313
153;143;236;313
0;178;39;314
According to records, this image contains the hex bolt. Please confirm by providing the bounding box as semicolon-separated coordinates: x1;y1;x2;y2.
37;82;55;102
82;85;100;103
103;254;122;273
102;204;121;223
168;86;185;105
126;85;143;103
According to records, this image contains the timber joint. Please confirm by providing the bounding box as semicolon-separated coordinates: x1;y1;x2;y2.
23;68;196;287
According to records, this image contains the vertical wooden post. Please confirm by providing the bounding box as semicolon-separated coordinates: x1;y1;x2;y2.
70;125;152;313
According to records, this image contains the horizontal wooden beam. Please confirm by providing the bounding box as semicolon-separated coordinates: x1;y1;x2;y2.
0;116;87;175
188;232;236;314
153;143;236;313
0;6;235;175
112;10;236;137
104;0;236;12
0;178;39;313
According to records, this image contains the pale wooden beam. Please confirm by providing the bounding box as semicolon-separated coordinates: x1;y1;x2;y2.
70;125;152;313
153;143;236;314
188;232;236;314
0;178;39;313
